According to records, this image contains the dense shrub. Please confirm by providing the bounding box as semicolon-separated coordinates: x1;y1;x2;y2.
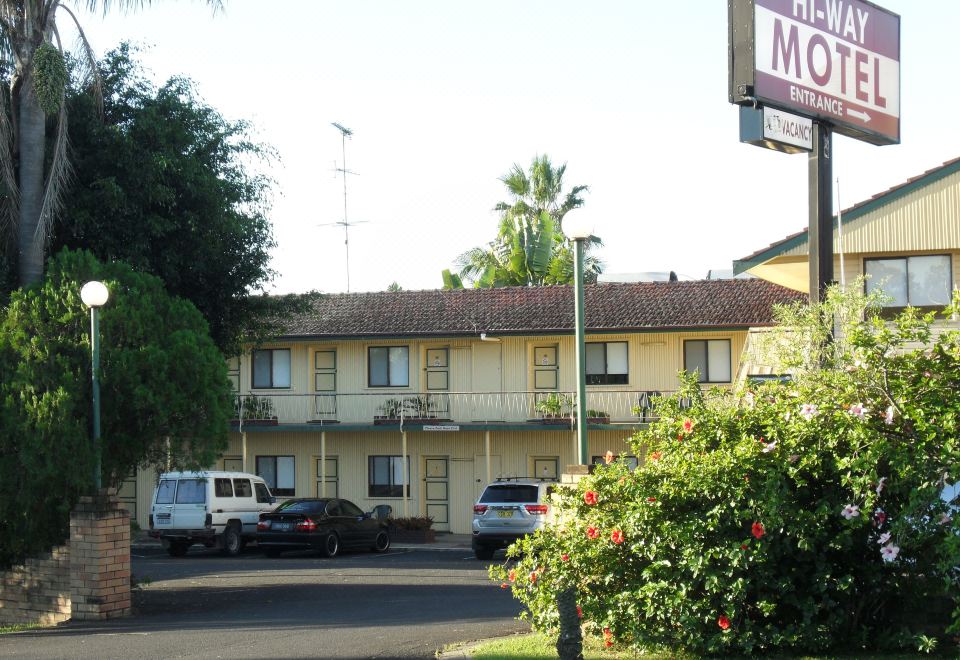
0;250;231;567
492;288;959;656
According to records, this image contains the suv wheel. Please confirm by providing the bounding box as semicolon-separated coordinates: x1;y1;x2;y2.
221;524;242;557
167;541;189;557
473;545;495;560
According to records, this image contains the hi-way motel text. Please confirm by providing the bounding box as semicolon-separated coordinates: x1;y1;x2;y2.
753;0;900;143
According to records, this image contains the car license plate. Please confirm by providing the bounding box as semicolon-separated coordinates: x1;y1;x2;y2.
497;510;513;518
273;522;291;531
156;518;170;525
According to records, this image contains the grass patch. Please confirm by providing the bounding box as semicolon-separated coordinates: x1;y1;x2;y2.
0;623;43;635
463;633;945;659
466;632;674;659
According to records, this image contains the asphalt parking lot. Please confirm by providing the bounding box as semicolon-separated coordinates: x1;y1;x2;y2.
0;542;528;659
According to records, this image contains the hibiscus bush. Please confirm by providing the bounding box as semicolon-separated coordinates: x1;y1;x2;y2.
491;287;959;656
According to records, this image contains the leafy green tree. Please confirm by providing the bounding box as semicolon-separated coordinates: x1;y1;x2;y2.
0;249;231;566
450;155;602;287
493;287;960;656
45;45;275;354
0;0;221;288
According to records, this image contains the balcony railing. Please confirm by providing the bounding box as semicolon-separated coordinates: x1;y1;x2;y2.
231;390;694;427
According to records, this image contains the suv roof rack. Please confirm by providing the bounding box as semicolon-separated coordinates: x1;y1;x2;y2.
493;476;558;482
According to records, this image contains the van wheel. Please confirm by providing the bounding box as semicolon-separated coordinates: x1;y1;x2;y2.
167;542;189;557
221;524;242;557
320;532;340;558
371;531;390;553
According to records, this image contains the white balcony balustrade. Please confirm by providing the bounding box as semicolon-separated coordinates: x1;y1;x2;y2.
231;390;695;427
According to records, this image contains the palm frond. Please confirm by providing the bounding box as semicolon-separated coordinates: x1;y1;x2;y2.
56;3;103;113
0;79;20;242
34;97;71;241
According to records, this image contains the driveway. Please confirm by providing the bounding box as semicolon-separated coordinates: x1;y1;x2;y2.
0;543;528;659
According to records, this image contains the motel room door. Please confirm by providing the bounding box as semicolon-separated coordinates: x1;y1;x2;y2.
423;457;450;532
471;343;503;421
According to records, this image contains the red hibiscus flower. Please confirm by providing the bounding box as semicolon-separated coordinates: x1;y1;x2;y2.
647;497;657;502
649;451;662;462
682;418;695;433
741;544;748;550
561;553;570;562
677;434;683;442
500;583;508;589
576;605;583;619
610;529;624;544
603;627;613;647
586;526;600;539
718;615;731;630
583;490;598;506
529;571;537;583
508;569;516;582
751;521;765;539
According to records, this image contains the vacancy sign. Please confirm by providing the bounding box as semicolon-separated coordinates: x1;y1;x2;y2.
730;0;900;145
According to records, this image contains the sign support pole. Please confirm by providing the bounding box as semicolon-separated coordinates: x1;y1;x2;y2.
807;122;833;304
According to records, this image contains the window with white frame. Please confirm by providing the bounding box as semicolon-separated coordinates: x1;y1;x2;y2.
865;255;952;313
684;339;732;383
316;457;338;497
226;356;240;392
585;341;628;385
368;455;410;497
252;349;291;389
533;346;559;390
368;346;409;387
256;455;295;496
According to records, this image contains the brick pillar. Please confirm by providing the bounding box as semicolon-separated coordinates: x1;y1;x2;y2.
69;493;131;620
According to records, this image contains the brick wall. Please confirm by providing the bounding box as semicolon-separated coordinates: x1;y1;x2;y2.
0;493;131;626
70;495;131;620
0;546;71;626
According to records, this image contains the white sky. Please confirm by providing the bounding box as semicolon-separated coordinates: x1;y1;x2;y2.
67;0;960;294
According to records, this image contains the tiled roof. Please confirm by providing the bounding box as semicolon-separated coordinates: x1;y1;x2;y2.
734;156;960;273
277;280;805;339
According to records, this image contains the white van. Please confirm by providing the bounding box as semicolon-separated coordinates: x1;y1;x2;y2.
148;471;275;557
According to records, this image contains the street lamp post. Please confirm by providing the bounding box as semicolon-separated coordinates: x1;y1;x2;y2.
564;215;594;466
81;281;109;491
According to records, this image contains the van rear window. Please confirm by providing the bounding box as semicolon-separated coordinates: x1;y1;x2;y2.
175;479;206;504
215;478;233;497
156;480;176;504
233;479;252;497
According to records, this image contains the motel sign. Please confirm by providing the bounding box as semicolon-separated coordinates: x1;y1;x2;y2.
730;0;900;145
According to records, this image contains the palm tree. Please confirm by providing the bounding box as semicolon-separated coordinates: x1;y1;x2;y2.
451;155;602;287
0;0;220;286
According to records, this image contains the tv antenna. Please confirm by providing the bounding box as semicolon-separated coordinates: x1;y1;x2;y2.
320;122;367;292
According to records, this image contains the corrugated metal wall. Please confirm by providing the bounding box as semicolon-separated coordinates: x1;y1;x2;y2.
131;428;639;534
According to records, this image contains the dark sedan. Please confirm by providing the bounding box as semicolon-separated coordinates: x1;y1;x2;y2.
257;498;391;558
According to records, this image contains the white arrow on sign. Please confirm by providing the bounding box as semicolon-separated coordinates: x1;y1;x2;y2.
847;108;872;123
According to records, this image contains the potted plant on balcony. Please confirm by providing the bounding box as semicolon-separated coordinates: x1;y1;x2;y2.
585;408;611;424
373;395;450;425
386;515;435;543
233;394;279;426
534;393;572;424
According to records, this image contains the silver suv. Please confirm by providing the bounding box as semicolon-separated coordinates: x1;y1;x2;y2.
471;477;556;560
